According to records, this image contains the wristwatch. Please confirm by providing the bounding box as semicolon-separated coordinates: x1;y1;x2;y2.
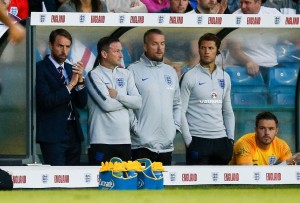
77;77;85;85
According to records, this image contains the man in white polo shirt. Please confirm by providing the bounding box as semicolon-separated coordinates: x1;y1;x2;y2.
234;0;281;14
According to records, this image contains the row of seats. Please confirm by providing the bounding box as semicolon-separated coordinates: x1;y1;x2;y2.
225;63;300;106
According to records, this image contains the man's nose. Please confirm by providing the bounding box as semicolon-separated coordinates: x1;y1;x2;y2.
62;47;67;54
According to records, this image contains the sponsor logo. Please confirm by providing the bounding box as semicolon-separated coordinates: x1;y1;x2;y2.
130;16;144;23
54;175;69;183
158;15;165;24
142;78;149;81
266;173;281;181
99;178;115;189
285;17;299;25
85;173;91;183
42;174;49;184
169;16;183;24
247;17;260;25
40;14;46;23
182;173;197;182
224;173;239;181
119;15;125;24
254;172;260;181
138;178;144;188
197;16;203;25
211;92;217;99
79;14;85;23
212;172;218;182
296;171;300;181
208;17;222;24
116;78;125;88
164;75;173;86
236;16;242;25
12;175;26;184
51;15;65;23
274;16;281;25
170;172;176;182
91;15;105;23
199;99;222;104
218;79;225;89
199;82;205;85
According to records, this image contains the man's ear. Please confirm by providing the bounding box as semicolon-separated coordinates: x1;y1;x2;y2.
276;127;279;135
101;50;107;59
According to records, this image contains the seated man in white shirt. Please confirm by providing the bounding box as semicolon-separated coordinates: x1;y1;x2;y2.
233;0;282;14
227;0;282;75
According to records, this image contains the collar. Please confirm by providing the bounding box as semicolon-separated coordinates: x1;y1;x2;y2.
141;53;164;68
197;63;219;76
98;64;117;74
48;55;65;70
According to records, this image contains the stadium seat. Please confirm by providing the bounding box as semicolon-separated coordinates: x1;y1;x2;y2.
280;62;300;69
268;66;299;105
270;93;295;105
225;66;268;93
232;93;268;106
268;67;299;87
276;42;300;63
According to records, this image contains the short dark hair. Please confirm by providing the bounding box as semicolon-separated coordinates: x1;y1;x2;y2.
49;29;72;45
255;112;278;128
71;0;103;12
143;29;164;44
97;36;120;60
198;33;221;51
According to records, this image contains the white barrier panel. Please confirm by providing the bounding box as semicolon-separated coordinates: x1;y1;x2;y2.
1;166;300;188
30;12;300;28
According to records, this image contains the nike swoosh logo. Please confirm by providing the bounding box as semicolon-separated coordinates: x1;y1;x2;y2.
142;78;149;81
199;82;205;85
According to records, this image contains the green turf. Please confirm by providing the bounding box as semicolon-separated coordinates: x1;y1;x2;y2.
1;186;300;203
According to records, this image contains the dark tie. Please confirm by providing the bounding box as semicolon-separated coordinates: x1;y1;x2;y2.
57;66;75;120
57;66;67;85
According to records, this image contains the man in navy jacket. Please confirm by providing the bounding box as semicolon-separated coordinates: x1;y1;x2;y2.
36;28;87;166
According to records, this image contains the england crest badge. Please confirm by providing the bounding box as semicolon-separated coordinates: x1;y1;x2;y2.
218;79;225;89
164;75;172;86
116;78;125;88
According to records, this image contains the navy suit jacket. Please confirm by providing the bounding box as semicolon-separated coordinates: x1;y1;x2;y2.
36;56;87;143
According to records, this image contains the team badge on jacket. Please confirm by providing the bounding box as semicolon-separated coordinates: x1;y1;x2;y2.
164;75;172;86
218;79;225;89
116;78;125;88
211;92;217;99
268;156;278;165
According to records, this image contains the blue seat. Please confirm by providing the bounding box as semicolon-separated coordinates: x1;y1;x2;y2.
268;67;299;87
232;93;268;106
276;43;300;63
225;66;267;93
268;67;299;105
280;62;300;69
270;93;295;105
